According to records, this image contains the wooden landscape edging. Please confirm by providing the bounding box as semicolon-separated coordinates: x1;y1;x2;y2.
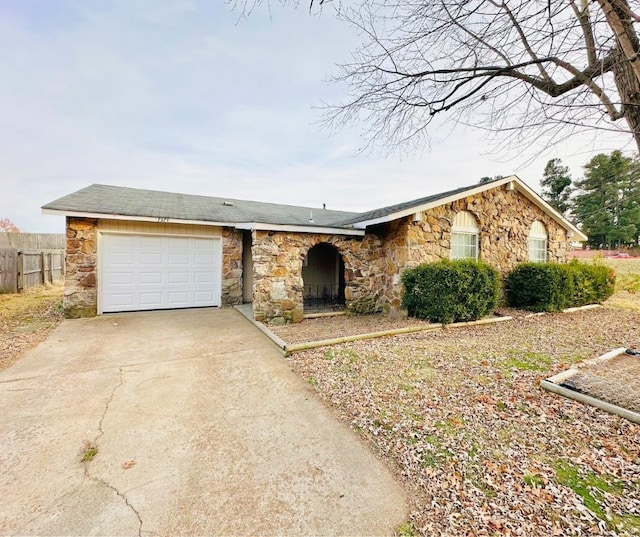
283;315;513;355
245;301;607;357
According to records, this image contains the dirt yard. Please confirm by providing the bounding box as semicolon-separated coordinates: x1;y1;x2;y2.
0;284;64;371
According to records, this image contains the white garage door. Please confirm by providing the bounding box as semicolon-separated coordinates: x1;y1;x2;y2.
100;234;222;313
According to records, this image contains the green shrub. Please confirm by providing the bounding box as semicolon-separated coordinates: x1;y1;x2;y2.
506;261;615;312
401;260;500;324
505;263;572;312
566;260;615;304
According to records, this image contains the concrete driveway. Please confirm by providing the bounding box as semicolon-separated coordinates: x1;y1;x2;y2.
0;308;406;536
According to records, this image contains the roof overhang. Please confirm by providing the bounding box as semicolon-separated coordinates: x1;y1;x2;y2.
351;175;587;241
42;209;366;237
234;222;365;236
41;209;230;228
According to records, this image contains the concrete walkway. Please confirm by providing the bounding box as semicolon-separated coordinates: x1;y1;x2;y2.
0;308;406;536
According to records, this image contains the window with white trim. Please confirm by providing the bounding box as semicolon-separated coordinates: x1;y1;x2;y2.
450;211;479;260
528;221;548;262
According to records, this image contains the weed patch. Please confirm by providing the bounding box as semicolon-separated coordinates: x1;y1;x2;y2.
81;440;98;463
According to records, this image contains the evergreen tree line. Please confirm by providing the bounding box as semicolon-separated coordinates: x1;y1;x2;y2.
539;151;640;249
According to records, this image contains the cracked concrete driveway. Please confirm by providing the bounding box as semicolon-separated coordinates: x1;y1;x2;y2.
0;308;406;536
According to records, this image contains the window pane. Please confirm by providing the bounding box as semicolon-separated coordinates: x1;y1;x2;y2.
451;232;478;260
529;238;547;262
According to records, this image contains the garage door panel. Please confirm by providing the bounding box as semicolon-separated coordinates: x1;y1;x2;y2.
168;271;189;284
195;253;216;264
140;272;163;284
194;271;214;283
101;234;221;313
194;290;215;302
168;291;190;304
139;292;164;306
140;252;163;265
169;253;189;265
108;252;135;265
105;272;135;285
108;293;136;307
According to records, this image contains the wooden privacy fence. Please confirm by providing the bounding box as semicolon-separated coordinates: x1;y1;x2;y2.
0;233;65;293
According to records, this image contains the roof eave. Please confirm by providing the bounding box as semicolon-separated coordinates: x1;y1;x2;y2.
41;208;231;228
351;175;588;241
351;176;518;228
512;181;587;241
234;222;365;236
42;209;365;236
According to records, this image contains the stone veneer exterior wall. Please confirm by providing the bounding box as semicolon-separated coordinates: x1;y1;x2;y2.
64;217;98;318
221;228;243;306
62;184;570;322
251;186;569;322
251;230;385;324
380;187;568;310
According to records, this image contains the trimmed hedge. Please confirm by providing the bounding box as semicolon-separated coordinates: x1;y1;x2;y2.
506;261;615;312
401;260;500;324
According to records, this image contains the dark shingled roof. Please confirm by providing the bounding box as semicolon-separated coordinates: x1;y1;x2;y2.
42;184;361;228
337;177;505;225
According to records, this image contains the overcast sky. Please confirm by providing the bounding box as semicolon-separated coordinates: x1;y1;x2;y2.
0;0;634;233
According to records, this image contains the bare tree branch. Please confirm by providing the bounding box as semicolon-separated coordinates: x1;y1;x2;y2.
323;0;640;153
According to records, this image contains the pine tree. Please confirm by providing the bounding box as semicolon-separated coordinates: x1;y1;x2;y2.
572;151;640;248
541;159;572;215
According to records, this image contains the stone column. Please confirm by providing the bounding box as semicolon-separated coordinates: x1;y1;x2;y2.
221;228;243;306
64;217;98;318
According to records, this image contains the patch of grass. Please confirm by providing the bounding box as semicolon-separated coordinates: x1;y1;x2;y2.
501;350;553;373
617;272;640;293
420;434;455;468
434;415;465;433
554;459;640;533
307;376;318;387
0;284;63;321
323;347;359;363
523;473;544;488
81;440;98;462
396;522;418;537
603;258;640;312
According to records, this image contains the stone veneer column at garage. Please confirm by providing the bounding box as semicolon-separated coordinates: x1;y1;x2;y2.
221;228;243;307
64;217;98;318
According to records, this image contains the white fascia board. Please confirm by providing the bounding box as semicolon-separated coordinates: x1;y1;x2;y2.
42;209;230;228
234;222;365;236
352;175;588;241
351;176;517;229
512;182;588;241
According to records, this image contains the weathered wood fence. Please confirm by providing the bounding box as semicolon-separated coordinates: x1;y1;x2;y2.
0;233;65;293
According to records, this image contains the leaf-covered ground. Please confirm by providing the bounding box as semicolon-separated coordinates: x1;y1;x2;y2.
0;284;64;372
286;307;640;536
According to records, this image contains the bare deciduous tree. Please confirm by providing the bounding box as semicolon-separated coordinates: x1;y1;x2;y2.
0;218;19;232
317;0;640;153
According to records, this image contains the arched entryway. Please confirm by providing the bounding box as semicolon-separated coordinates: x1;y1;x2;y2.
302;243;346;312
